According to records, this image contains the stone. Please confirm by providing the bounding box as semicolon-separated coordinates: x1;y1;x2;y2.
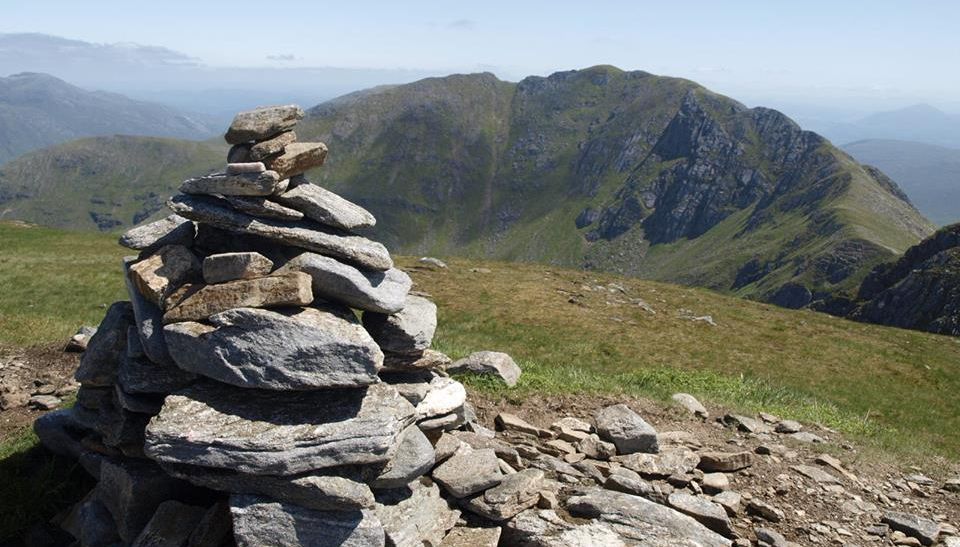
755;527;788;547
224;105;304;144
75;301;134;386
129;245;201;306
432;448;503;498
882;511;941;546
228;143;251;162
168;194;393;271
144;382;415;475
225;162;265;174
221;194;305;220
278;252;411;314
132;500;207;547
746;499;784;522
187;500;233;547
230;495;385;547
791;464;840;484
434;433;467;463
775;420;802;433
552;416;593;434
530;455;585;478
494;412;543;437
415;376;467;420
672;393;709;418
119;215;195;252
419;257;448;269
698;451;754;472
362;295;437;355
370;425;435;489
814;454;858;481
33;409;89;460
264;142;328;179
162;462;375;511
944;477;960;492
383;349;452;371
275;182;376;231
604;467;658;497
788;431;824;443
181;170;285;197
165;305;382;390
162;272;313;323
117;330;197;394
441;526;501;547
63;495;121;547
249;130;296;161
595;404;659;454
712;491;741;516
28;394;62;410
65;325;97;352
613;449;699;478
701;472;729;494
115;385;165;414
447;351;522;387
466;468;545;521
668;492;733;536
374;478;459;547
124;258;175;366
722;414;770;434
202;252;274;284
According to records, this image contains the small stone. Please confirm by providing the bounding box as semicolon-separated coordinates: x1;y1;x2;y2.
613;449;700;478
595;404;659;454
187;501;232;547
362;295;437;355
791;464;840;484
181;170;286;196
702;472;729;494
723;414;770;434
382;349;451;371
755;527;789;547
132;500;207;547
578;434;617;460
124;259;175;366
275;181;376;231
119;214;195;252
944;478;960;492
64;325;97;352
882;511;941;546
447;351;522;387
202;252;274;284
224;104;304;144
249;130;296;161
419;257;448;269
672;393;709;418
449;431;522;468
698;451;754;472
374;478;459;547
28;394;62;410
432;448;503;498
538;490;559;509
746;499;784;522
441;526;501;547
788;431;824;443
712;491;741;516
128;245;201;306
264;142;328;179
370;425;435;489
494;412;543;437
775;420;802;433
466;468;545;521
162;272;313;323
668;492;733;536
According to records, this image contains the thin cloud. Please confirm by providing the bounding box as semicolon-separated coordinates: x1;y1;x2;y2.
267;54;298;62
448;19;477;30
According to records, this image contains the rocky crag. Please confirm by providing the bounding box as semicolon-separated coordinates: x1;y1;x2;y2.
30;106;959;547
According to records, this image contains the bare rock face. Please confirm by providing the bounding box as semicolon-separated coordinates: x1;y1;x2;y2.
278;252;411;314
362;295;437;355
595;404;660;455
128;245;201;306
264;142;328;179
144;382;416;475
164;306;383;390
119;215;195;253
180;171;286;197
162;272;313;323
229;494;385;547
202;252;275;284
224;105;304;144
275;182;376;231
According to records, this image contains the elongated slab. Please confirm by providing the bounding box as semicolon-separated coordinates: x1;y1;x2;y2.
264;142;327;179
275;182;375;231
221;195;304;221
124;258;175;366
163;306;383;390
224;105;304;144
278;252;410;313
181;171;285;197
162;272;313;323
168;194;393;271
230;495;385;547
144;382;416;475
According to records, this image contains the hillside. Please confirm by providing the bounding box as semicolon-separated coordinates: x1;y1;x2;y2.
843;139;960;226
0;136;225;230
296;66;934;306
0;72;217;164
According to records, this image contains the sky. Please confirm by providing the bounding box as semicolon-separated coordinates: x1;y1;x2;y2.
1;0;958;113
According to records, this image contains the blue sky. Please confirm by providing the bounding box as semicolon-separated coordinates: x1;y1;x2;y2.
1;0;958;110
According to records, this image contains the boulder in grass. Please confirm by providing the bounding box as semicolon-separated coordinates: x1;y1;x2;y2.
362;295;437;355
201;252;274;284
595;404;659;455
162;272;313;323
447;351;522;387
224;105;304;144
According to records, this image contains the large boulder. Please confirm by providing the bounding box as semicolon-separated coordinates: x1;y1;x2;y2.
447;351;521;387
595;404;659;455
362;295;437;355
278;252;411;314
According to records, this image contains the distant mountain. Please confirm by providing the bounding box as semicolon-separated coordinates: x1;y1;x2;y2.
842;139;960;226
810;104;960;149
0;72;218;163
0;136;224;230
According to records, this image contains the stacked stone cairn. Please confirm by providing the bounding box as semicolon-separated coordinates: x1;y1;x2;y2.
35;105;738;547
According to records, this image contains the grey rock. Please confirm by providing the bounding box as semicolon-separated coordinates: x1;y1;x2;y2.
374;478;459;547
125;258;175;366
432;448;503;498
164;306;383;390
230;494;385;547
128;244;201;306
33;409;89;461
162;272;313;323
370;425;435;489
132;500;207;547
202;251;274;284
530;455;584;478
434;433;468;463
379;369;437;405
722;414;771;434
225;162;265;174
119;215;195;252
418;257;448;269
788;431;824;443
224;105;304;144
363;295;437;355
144;382;415;475
495;412;544;436
76;385;114;411
775;420;802;433
115;385;165;415
944;477;960;492
275;182;376;231
249;130;296;161
187;500;232;547
181;170;285;197
75;301;134;386
466;469;545;521
613;449;700;478
383;349;452;371
441;526;501;547
221;194;304;221
450;430;522;468
228;143;251;162
712;491;742;516
701;472;729;494
603;468;658;499
698;451;754;472
668;492;733;536
755;527;788;547
65;325;97;352
746;499;784;522
28;394;61;410
671;393;709;418
117;345;198;395
66;494;122;547
278;252;411;314
168;194;393;271
447;351;521;387
163;462;375;510
791;464;840;484
595;403;659;454
882;511;940;546
263;142;328;179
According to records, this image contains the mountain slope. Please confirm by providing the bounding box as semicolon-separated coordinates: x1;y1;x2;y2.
296;66;934;305
0;136;224;230
842;139;960;226
0;72;217;163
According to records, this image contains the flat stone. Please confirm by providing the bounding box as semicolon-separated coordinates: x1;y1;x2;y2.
230;494;385;547
59;493;121;547
775;420;802;433
28;394;62;410
604;467;658;498
418;257;448;269
882;511;941;546
672;393;709;418
33;409;89;461
118;327;197;394
383;349;451;371
447;351;521;387
449;431;522;468
370;425;435;489
722;414;771;434
162;462;375;511
132;500;207;547
668;492;733;536
441;526;501;547
224;104;304;144
698;451;754;472
181;170;285;197
168;194;393;271
788;431;824;443
595;404;659;455
432;448;503;498
65;325;97;352
530;455;585;478
495;412;543;437
434;433;467;463
466;468;545;521
264;142;328;179
164;305;382;390
119;215;195;252
221;194;304;220
202;252;274;284
124;258;175;366
791;464;840;484
129;245;201;306
225;162;265;174
162;272;313;323
275;182;376;230
374;478;459;547
701;472;729;494
75;301;134;386
114;385;165;414
278;252;411;314
249;130;296;161
944;477;960;492
415;376;467;421
746;499;784;522
712;491;741;516
363;295;437;354
144;382;415;475
613;449;699;478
